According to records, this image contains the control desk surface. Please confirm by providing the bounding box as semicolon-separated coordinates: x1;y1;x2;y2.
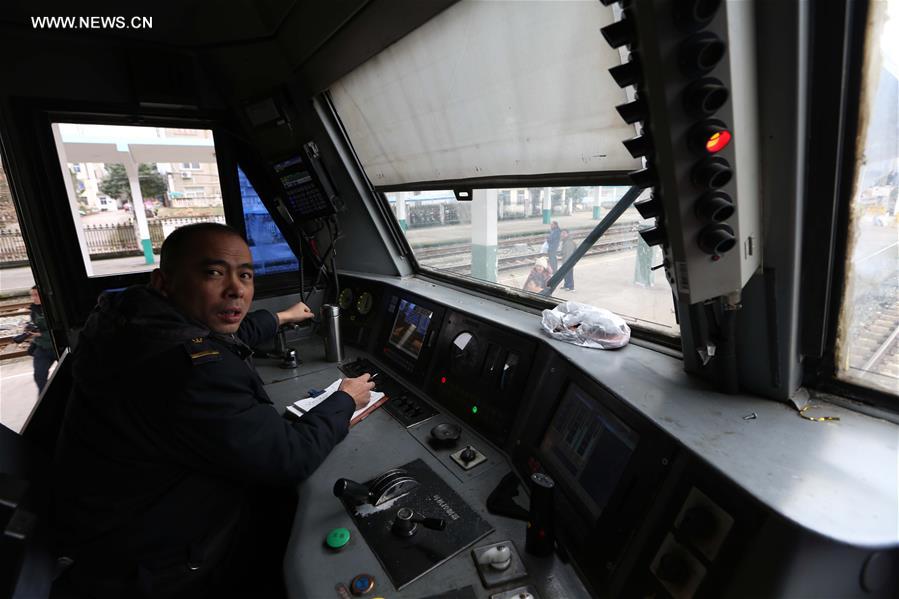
256;340;589;599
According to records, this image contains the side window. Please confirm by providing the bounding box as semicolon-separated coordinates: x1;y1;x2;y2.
834;1;899;396
0;158;52;432
50;123;226;277
237;166;299;276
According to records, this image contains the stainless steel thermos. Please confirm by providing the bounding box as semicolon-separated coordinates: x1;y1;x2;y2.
321;304;344;362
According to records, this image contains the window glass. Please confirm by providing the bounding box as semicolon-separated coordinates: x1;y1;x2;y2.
835;0;898;395
0;158;53;432
50;123;225;277
386;186;678;336
237;166;299;276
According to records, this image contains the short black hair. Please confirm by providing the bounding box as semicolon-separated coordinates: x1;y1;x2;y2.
159;222;245;273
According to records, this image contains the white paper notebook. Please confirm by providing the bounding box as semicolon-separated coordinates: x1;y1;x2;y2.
289;378;386;424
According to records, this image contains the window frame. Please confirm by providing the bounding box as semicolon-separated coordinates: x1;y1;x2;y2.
373;181;682;350
800;0;897;410
0;103;244;330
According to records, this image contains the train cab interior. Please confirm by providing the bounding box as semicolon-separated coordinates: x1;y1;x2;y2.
1;0;897;597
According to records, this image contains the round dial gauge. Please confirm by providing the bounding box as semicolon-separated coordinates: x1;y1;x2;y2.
356;292;374;315
450;331;481;376
338;288;354;310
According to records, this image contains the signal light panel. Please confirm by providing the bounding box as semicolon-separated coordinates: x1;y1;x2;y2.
601;0;762;304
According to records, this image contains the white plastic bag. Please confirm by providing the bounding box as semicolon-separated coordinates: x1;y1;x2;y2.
541;301;631;349
540;240;549;253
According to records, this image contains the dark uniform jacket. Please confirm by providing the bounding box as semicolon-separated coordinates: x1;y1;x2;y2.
29;303;53;352
52;285;355;597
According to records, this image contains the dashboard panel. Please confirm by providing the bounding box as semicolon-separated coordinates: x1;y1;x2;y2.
425;310;537;446
313;273;899;599
337;282;382;348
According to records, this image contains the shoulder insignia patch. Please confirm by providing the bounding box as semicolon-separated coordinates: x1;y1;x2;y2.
182;338;223;365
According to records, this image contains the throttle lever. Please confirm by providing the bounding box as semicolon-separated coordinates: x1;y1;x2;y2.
391;507;446;537
333;478;372;506
411;513;446;531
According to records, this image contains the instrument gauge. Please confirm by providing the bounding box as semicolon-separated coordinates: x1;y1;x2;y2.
356;292;374;315
450;331;482;376
338;288;354;311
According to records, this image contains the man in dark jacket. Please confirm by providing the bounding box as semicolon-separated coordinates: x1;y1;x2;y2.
545;220;561;272
22;285;56;393
52;223;373;598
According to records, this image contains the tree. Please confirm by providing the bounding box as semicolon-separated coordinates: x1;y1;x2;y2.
99;163;168;206
552;187;588;204
138;164;168;201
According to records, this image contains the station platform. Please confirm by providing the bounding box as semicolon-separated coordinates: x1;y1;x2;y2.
404;208;643;247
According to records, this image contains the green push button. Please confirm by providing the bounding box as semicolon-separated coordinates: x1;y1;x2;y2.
326;527;350;550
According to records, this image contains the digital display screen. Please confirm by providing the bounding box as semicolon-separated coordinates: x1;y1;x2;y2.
539;383;638;518
271;155;333;219
388;299;434;360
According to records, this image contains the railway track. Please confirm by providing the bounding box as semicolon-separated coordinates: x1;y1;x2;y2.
411;221;639;261
0;299;33;360
854;304;899;385
0;335;30;360
0;300;31;318
425;234;639;276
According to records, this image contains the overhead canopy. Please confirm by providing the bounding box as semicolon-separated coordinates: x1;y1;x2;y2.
55;123;217;164
330;0;639;187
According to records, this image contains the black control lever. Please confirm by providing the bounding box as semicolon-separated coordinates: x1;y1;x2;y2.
273;324;302;368
486;471;530;522
413;513;446;531
333;478;372;506
333;469;420;507
391;507;446;537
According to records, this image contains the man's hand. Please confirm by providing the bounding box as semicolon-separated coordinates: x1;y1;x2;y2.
276;302;314;326
339;374;376;410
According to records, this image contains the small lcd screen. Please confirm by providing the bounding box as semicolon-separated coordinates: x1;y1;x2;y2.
271;155;332;219
388;299;434;360
539;383;638;518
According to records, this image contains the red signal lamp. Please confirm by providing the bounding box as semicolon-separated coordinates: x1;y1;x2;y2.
705;130;731;153
688;119;732;155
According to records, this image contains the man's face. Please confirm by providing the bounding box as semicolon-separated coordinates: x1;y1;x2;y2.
561;231;569;240
30;288;41;304
152;231;255;334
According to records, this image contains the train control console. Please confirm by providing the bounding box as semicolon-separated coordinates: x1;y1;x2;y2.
333;459;494;589
340;357;439;427
267;275;898;598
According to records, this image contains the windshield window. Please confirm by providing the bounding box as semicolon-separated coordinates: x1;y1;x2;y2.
386;186;678;336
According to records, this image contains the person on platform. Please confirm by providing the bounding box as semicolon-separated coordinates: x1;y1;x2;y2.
559;229;577;291
523;256;553;293
24;285;56;393
52;223;374;599
545;220;561;272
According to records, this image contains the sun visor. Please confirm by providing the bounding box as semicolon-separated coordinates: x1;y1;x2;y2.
330;0;639;187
